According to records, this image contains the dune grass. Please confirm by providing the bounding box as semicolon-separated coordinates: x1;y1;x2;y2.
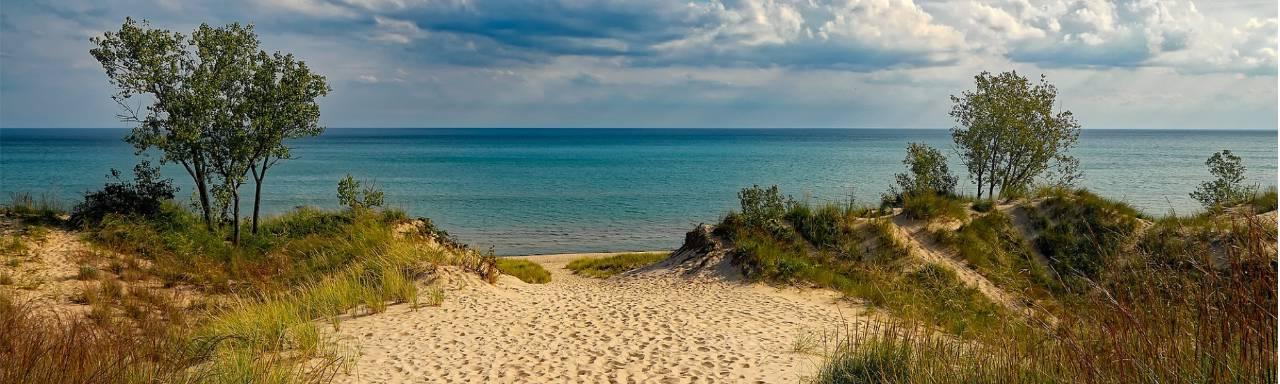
564;252;667;278
495;258;551;283
0;202;489;384
814;195;1277;383
719;194;1012;338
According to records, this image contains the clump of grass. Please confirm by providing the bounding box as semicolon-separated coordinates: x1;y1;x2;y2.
423;285;445;307
76;265;99;281
4;192;65;221
0;273;12;286
900;192;968;222
1244;185;1278;213
495;258;551;284
565;252;668;278
1030;188;1142;282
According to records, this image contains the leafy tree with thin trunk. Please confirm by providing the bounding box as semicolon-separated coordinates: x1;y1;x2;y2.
894;143;957;197
195;22;261;245
94;19;328;244
246;52;329;234
950;71;1081;200
1190;149;1253;209
91;18;219;228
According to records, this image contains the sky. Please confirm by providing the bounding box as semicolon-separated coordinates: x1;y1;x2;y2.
0;0;1276;129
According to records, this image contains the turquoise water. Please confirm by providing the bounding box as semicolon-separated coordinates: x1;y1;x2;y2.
1;128;1275;255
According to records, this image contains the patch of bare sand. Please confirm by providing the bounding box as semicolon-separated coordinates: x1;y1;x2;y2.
332;252;869;383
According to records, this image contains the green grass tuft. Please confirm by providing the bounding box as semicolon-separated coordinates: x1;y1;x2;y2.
564;252;667;278
495;258;551;284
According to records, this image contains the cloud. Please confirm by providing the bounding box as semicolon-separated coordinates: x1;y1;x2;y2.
937;0;1276;74
0;0;1275;129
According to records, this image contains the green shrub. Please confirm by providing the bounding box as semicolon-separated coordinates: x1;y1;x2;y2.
971;199;994;212
565;252;667;278
70;161;177;227
495;259;551;284
738;185;787;227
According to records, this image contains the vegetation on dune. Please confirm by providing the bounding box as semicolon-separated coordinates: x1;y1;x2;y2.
1029;188;1144;284
0;169;490;383
815;212;1276;383
90;17;328;243
719;185;1009;338
565;252;667;278
495;259;551;284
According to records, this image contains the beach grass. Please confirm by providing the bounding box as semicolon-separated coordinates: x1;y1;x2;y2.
564;252;667;278
496;258;551;283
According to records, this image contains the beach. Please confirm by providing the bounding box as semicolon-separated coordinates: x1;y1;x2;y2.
332;252;869;383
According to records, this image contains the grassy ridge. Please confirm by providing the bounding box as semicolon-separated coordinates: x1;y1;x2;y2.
717;200;1011;338
812;189;1278;383
0;203;488;384
565;252;667;278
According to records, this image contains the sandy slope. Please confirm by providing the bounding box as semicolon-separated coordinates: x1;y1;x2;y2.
333;252;868;384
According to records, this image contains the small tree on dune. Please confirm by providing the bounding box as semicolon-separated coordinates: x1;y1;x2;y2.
1190;149;1252;209
950;71;1081;200
338;174;385;211
894;142;957;197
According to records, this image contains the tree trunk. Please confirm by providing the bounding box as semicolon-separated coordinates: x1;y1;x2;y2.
195;166;214;229
231;188;241;245
252;175;264;234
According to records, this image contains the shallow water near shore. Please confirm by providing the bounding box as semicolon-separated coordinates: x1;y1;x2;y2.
2;128;1275;254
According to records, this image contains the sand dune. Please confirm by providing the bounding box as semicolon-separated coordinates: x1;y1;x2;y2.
333;252;868;383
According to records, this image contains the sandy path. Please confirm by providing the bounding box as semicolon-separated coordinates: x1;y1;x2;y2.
333;252;867;384
888;217;1025;314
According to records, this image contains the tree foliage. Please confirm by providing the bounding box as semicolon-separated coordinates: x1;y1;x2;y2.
950;71;1081;199
894;143;957;197
738;185;787;227
1190;150;1252;209
337;175;385;211
91;18;328;244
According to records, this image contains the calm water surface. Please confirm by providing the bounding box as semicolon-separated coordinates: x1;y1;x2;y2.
1;128;1275;254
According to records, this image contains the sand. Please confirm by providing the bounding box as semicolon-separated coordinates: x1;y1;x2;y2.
332;252;869;383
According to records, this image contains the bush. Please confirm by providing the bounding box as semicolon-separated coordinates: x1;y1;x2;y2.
337;174;385;210
971;199;994;212
495;259;551;284
70;161;177;227
737;185;787;227
565;252;667;278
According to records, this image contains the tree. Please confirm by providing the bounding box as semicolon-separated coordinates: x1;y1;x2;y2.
246;52;330;234
93;19;329;244
1190;150;1252;209
950;71;1081;199
894;143;957;197
194;22;261;245
338;174;385;210
91;18;218;228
